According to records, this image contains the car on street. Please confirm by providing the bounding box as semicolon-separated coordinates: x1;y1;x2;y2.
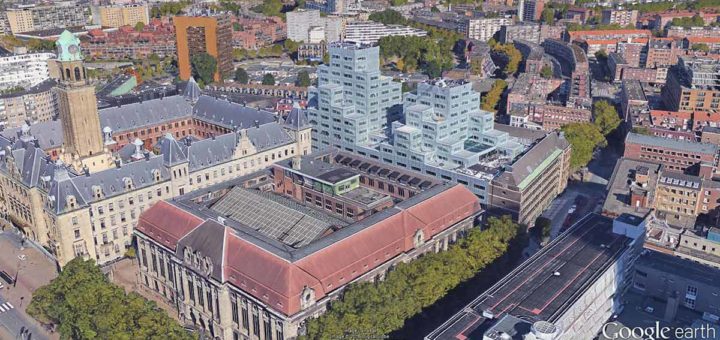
0;270;14;285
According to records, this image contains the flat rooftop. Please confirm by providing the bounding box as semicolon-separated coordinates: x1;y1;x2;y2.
637;249;720;287
603;158;661;219
427;213;630;340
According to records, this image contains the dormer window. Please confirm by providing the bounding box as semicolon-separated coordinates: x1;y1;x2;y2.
66;195;77;210
151;169;161;182
123;177;133;190
92;185;103;199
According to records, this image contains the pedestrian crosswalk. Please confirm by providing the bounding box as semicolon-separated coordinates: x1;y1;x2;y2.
0;302;14;313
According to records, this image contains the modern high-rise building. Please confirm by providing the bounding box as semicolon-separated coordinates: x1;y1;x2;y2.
93;4;149;28
5;2;88;34
0;47;54;91
286;9;343;43
174;15;233;82
662;57;720;112
308;43;572;226
308;42;402;147
518;0;544;22
344;21;426;44
460;17;513;42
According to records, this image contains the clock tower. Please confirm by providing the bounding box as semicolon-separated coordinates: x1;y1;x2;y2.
53;30;111;173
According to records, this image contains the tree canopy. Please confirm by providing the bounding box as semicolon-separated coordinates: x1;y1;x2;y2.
190;52;217;86
593;100;621;135
134;22;145;32
27;258;192;340
561;122;607;169
302;216;520;339
368;9;407;25
481;79;507;112
671;15;705;28
150;1;188;17
540;64;553;79
378;33;457;78
492;43;522;76
262;73;276;85
234;67;249;84
296;70;311;87
692;43;710;52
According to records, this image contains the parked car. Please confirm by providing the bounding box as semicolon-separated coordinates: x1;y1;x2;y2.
0;271;14;285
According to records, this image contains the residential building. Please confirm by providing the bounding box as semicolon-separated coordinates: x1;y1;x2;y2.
344;21;426;44
5;2;88;34
620;79;651;130
82;20;176;60
308;43;570;226
0;47;54;91
427;213;643;340
609;52;628;83
510;103;592;131
506;73;564;112
567;29;651;55
646;38;682;69
541;39;590;108
459;17;512;42
135;149;482;339
685;37;720;53
513;40;545;74
500;22;540;44
462;40;497;77
662;57;720;113
231;16;286;50
174;15;233;82
667;26;720;39
623;132;719;177
0;79;57;129
297;42;326;61
602;158;662;220
286;9;343;43
94;4;149;28
601;9;639;27
518;0;544;22
564;6;594;24
652;10;719;30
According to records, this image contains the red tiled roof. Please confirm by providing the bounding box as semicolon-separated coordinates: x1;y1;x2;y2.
650;110;692;121
687;37;720;43
569;29;651;40
139;184;481;316
135;201;203;250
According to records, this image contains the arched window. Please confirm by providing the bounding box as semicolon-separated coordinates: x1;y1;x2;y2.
83;67;87;79
65;68;71;80
74;67;81;81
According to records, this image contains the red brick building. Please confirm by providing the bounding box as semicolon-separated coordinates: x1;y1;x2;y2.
624;132;719;177
82;19;176;60
231;16;286;50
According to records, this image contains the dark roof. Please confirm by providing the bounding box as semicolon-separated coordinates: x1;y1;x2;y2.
427;214;630;340
2;120;63;150
636;249;720;287
493;132;570;189
282;105;311;131
99;95;193;134
176;219;227;281
626;132;718;155
193;95;276;129
0;79;56;99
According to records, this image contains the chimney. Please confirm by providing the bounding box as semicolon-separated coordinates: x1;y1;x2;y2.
254;120;260;128
664;291;680;322
291;156;302;170
114;159;121;168
83;165;90;177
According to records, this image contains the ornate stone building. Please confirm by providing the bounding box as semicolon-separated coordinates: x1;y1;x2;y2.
0;31;312;267
135;149;482;339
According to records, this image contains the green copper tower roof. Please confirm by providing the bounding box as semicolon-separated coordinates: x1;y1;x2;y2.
56;30;83;62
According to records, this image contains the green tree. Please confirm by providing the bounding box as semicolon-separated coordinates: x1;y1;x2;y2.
322;52;330;64
593;100;621;135
595;49;608;60
368;9;407;25
561;122;607;169
234;67;249;84
134;21;145;32
492;43;521;76
233;22;242;31
302;216;519;339
430;6;440;13
481;79;507;112
632;126;653;135
692;43;710;52
283;39;299;53
534;216;552;240
262;73;276;85
190;52;217;85
295;70;311;87
542;8;555;25
27;258;192;340
540;64;553;79
261;0;283;18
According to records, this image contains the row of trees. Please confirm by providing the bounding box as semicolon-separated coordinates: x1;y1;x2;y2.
378;35;455;77
27;258;192;340
561;100;621;169
232;45;284;61
150;1;189;18
302;216;520;339
481;79;507;112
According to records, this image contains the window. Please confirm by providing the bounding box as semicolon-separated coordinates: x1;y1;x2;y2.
197;285;204;307
242;304;249;330
74;229;80;239
688;285;698;297
188;279;195;302
252;313;260;336
231;298;239;325
264;319;271;339
151;253;158;272
141;248;148;267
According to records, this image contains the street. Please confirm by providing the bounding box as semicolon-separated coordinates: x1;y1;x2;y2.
0;230;58;340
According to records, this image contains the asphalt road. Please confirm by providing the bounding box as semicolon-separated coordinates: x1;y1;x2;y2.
0;294;47;340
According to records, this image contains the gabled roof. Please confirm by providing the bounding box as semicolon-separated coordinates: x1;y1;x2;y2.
193;95;277;129
282;104;311;131
156;133;188;166
99;96;193;134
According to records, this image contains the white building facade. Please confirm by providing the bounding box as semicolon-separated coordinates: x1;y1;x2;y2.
0;50;54;90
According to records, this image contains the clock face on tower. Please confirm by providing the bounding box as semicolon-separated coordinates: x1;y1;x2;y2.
68;44;79;55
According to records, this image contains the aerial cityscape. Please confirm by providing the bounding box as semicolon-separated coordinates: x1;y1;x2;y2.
0;0;720;339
